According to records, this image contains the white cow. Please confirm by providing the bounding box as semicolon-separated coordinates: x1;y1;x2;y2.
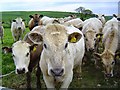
40;16;57;26
95;16;118;77
82;18;103;52
0;22;4;44
96;14;106;25
11;17;25;42
28;24;85;88
64;18;83;30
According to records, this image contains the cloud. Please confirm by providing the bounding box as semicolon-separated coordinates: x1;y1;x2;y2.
0;0;118;15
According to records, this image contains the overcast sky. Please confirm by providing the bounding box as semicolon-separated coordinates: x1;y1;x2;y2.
0;0;119;15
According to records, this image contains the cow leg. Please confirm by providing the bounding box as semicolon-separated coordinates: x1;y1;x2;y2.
36;63;41;89
26;72;31;90
61;70;73;88
1;38;3;44
43;75;55;88
74;64;82;79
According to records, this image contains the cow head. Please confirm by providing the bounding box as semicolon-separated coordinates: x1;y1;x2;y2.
12;40;36;74
84;29;96;52
12;17;25;30
95;50;115;78
29;14;43;22
28;24;82;77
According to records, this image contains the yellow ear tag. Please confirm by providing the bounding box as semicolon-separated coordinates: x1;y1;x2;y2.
116;55;119;59
33;46;37;52
97;35;100;38
71;37;77;43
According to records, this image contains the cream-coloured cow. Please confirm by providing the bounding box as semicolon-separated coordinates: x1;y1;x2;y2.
64;18;83;30
28;24;85;89
82;18;103;52
95;16;118;77
96;14;106;25
40;16;58;26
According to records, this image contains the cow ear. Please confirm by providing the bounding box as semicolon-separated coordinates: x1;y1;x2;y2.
94;53;102;58
68;32;82;43
117;18;120;21
22;19;25;21
95;15;98;18
96;33;103;38
13;20;16;22
113;14;117;18
29;15;33;18
102;14;105;16
39;15;43;18
2;21;4;24
28;32;43;44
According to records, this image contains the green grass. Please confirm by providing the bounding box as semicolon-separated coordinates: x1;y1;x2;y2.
1;11;120;89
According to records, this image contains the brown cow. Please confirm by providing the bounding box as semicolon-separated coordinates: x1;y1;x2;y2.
28;14;43;31
12;26;43;89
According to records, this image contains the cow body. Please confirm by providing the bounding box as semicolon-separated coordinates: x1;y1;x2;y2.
40;16;57;26
82;18;102;52
11;17;25;42
64;18;83;30
96;17;118;77
28;24;85;88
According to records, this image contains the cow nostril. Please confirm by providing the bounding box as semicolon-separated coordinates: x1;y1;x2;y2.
89;48;95;52
105;74;112;78
18;27;21;30
51;68;64;76
22;68;25;72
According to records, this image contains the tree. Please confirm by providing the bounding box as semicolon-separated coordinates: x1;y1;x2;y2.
82;9;93;15
75;6;85;13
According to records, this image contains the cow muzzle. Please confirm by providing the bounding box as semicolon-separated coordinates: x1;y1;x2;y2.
50;68;64;77
16;68;25;74
18;27;22;30
105;73;113;78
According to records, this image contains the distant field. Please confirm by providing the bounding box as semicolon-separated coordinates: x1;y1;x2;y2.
0;11;119;89
1;11;80;28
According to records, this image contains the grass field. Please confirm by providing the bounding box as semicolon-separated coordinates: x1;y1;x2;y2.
0;11;120;89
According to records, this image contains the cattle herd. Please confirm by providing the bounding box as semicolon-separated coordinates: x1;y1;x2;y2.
1;13;120;89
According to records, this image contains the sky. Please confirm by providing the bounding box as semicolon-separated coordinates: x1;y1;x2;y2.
0;0;119;15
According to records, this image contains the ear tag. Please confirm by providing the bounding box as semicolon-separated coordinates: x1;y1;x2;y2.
116;55;119;59
97;35;100;38
71;37;77;43
33;46;37;52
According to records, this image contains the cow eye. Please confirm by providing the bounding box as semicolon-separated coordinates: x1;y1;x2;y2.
26;53;29;57
111;61;115;65
44;44;47;49
94;38;96;41
65;43;68;49
85;38;88;41
12;54;15;57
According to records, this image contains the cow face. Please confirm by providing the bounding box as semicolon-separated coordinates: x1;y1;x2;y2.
12;41;31;74
95;50;115;78
101;51;115;77
29;14;43;22
84;30;96;52
28;24;82;77
13;17;25;30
